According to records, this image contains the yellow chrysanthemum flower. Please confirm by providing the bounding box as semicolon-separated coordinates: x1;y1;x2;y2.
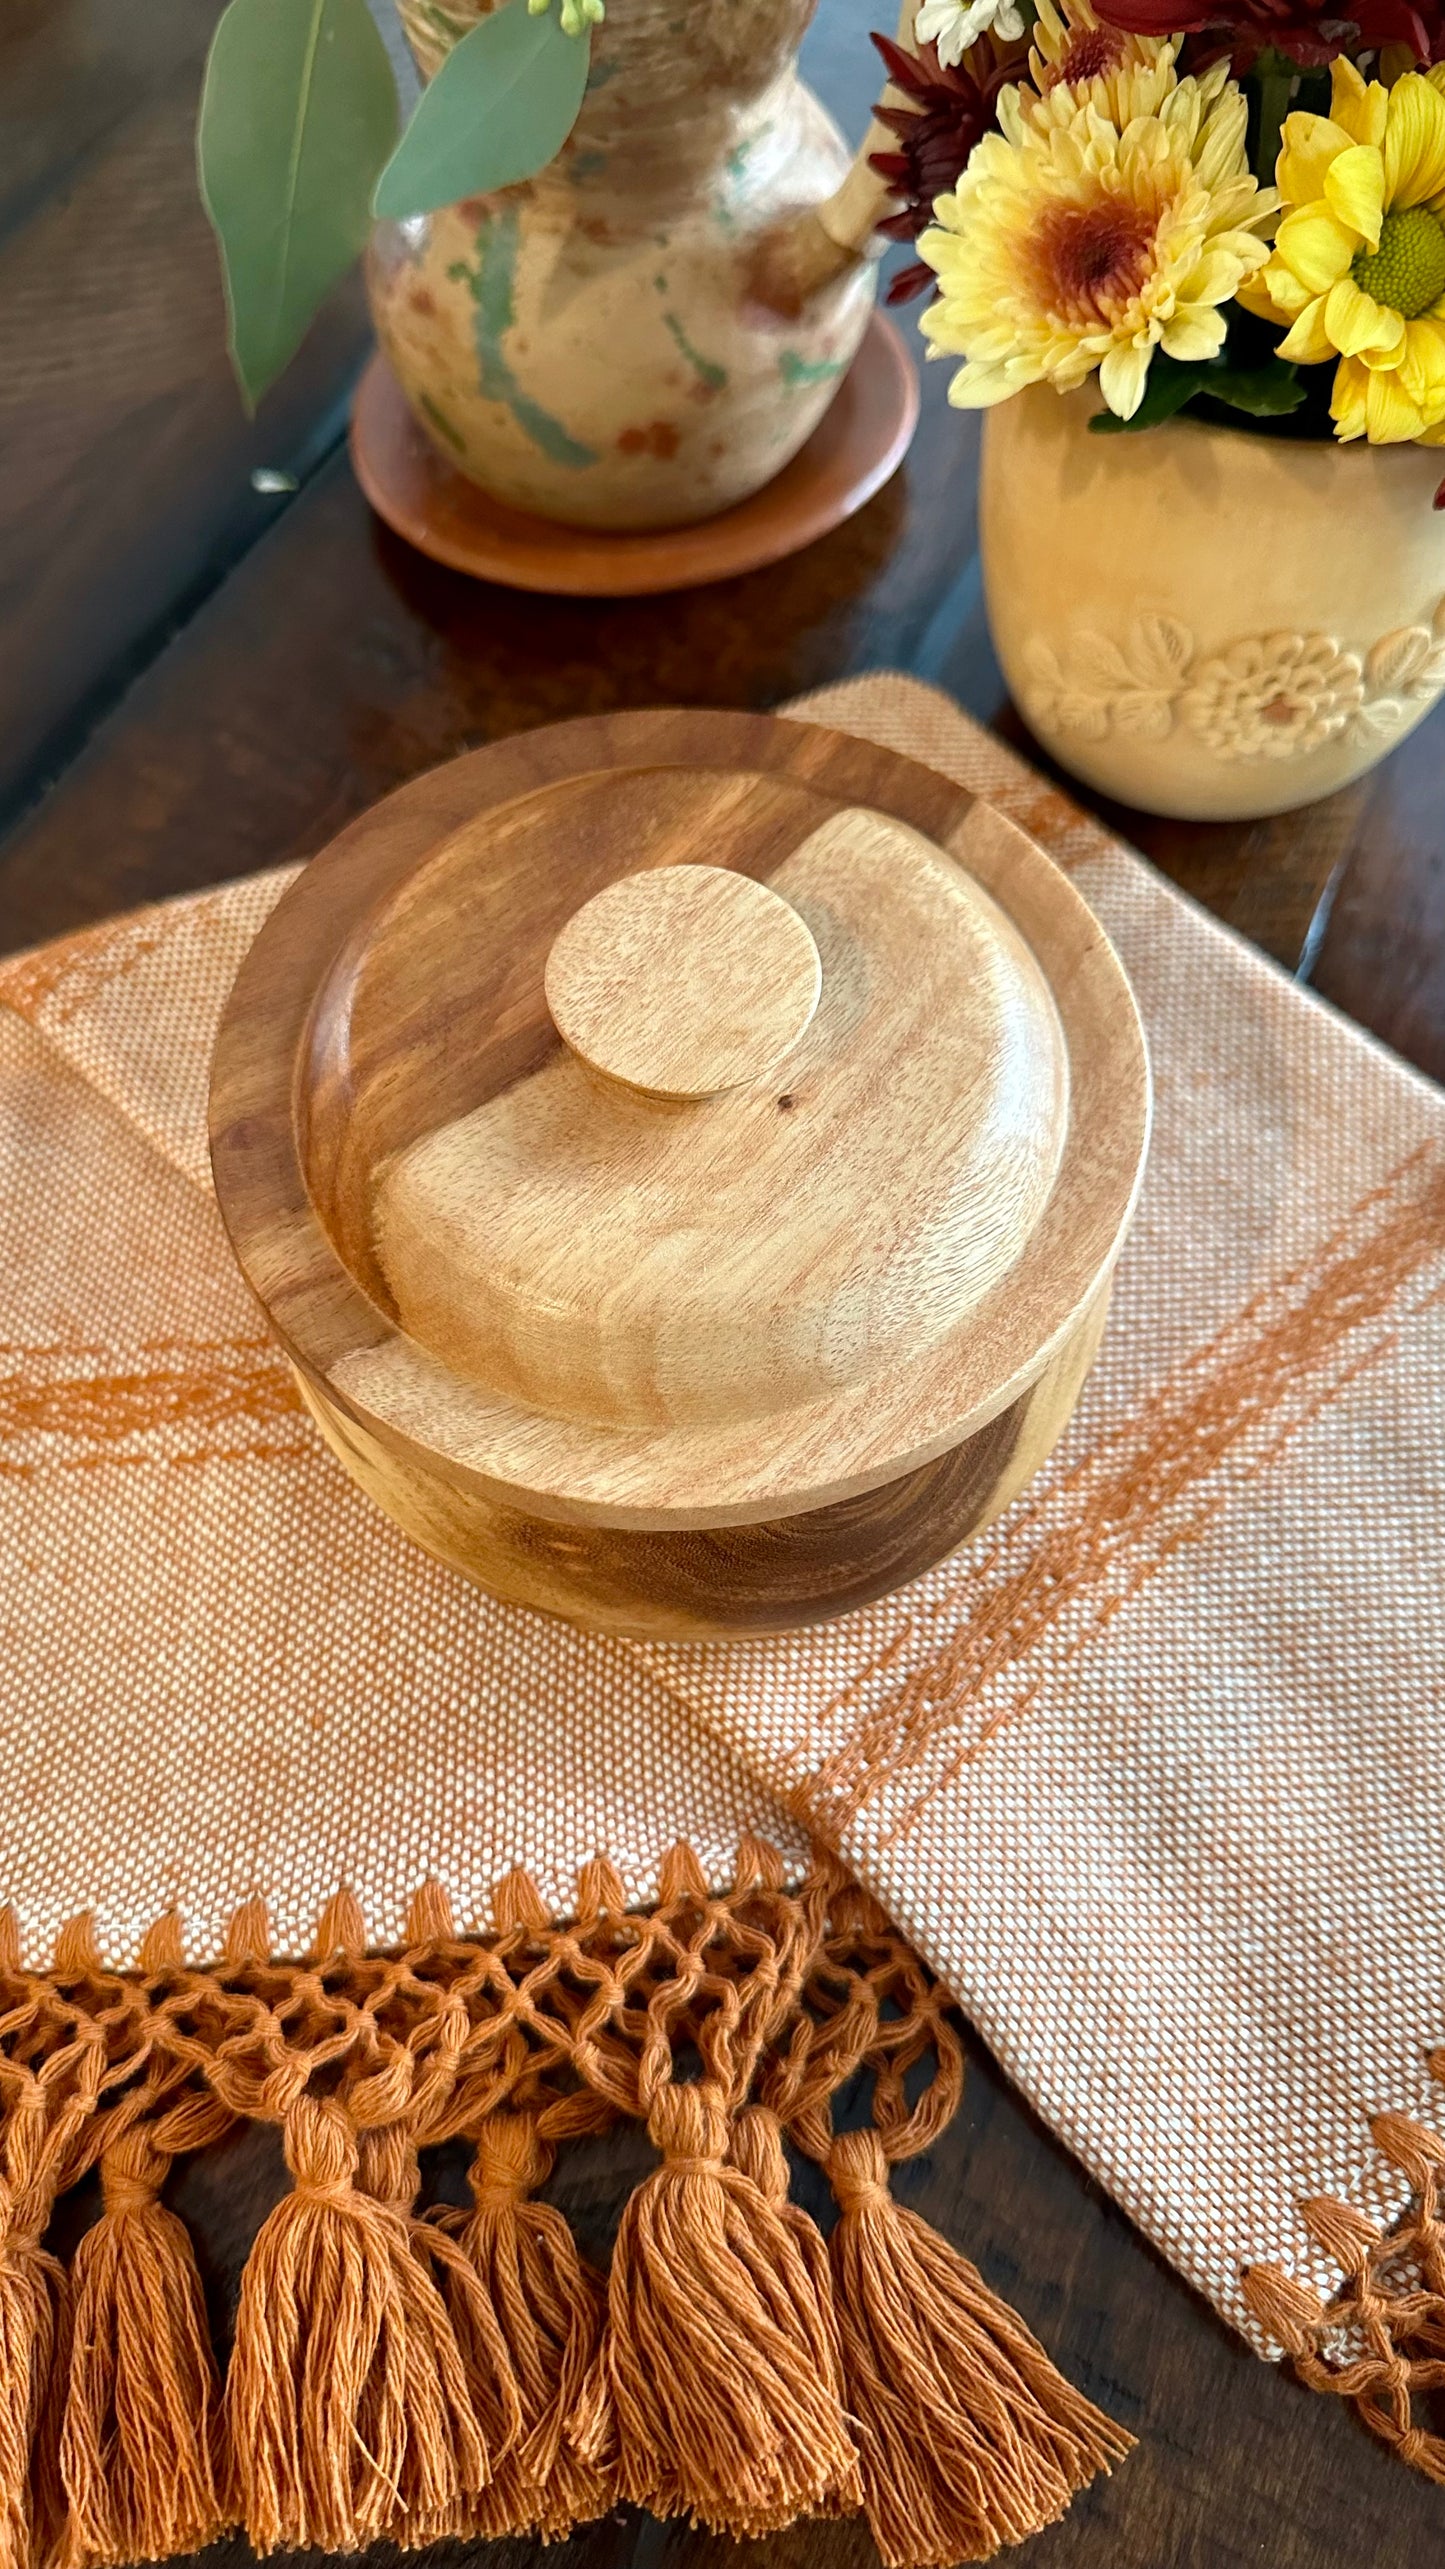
918;62;1276;421
1239;60;1445;443
1025;0;1176;132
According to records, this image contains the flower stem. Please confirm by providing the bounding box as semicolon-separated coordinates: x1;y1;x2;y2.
1250;49;1294;187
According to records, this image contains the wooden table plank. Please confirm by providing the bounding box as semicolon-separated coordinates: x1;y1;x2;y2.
6;379;1442;1088
5;0;1436;1068
0;398;964;932
0;0;374;834
1306;745;1445;1081
1;4;1441;2566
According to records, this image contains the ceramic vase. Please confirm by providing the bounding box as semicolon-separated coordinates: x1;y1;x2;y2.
368;0;878;531
981;384;1445;822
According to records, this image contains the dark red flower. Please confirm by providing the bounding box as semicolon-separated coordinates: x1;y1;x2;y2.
1096;0;1440;68
866;30;1021;303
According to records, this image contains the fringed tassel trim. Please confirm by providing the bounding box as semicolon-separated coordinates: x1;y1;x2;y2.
0;1842;1132;2567
441;2105;613;2540
759;1874;1133;2566
595;2078;858;2535
60;2091;233;2568
1242;2073;1445;2486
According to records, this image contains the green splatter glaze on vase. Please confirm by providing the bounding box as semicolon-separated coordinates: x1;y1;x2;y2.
369;0;876;530
447;210;601;469
779;346;846;387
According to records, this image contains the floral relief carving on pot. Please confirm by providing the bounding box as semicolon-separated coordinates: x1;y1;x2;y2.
1022;597;1445;763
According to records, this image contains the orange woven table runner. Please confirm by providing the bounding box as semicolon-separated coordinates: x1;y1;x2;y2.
0;672;1443;2558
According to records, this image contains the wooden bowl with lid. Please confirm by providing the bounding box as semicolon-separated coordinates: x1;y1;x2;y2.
209;709;1150;1640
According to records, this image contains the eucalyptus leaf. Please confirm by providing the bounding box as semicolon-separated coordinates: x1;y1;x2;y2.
199;0;399;410
373;2;591;220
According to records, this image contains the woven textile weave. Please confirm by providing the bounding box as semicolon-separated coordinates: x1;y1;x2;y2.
0;671;1441;2373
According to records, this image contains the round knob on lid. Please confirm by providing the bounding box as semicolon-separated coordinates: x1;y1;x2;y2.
543;862;822;1101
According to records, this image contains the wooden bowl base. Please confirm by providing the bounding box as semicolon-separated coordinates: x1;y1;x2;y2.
295;1290;1108;1641
210;708;1149;1639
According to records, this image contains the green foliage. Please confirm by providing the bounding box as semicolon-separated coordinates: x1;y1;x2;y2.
1089;357;1216;433
198;0;399;411
1204;360;1309;416
372;3;592;220
198;0;594;410
1089;350;1306;435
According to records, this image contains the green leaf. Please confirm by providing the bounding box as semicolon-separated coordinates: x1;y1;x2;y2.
373;3;591;220
1203;360;1305;417
1088;351;1305;434
1088;359;1213;434
198;0;399;411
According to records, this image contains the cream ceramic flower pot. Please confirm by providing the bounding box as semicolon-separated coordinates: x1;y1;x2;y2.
369;0;878;532
981;384;1445;821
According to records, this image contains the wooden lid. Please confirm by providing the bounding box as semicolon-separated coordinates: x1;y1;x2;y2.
542;863;824;1101
375;809;1070;1432
209;710;1150;1529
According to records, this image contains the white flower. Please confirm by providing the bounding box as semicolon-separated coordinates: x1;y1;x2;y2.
914;0;1025;69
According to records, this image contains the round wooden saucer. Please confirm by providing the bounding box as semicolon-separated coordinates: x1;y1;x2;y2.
348;313;919;598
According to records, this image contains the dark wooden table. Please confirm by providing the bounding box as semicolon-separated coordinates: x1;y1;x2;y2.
3;5;1441;2567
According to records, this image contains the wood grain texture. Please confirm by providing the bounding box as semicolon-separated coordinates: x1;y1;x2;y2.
542;862;823;1102
376;801;1074;1434
297;1286;1106;1637
6;400;1414;1041
4;0;1445;2552
209;717;1148;1635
